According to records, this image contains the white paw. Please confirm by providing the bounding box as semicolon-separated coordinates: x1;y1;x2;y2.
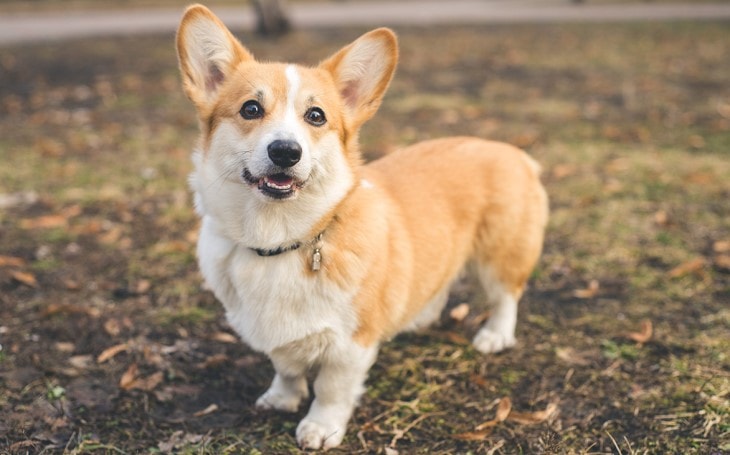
473;327;516;354
255;387;308;412
296;418;346;450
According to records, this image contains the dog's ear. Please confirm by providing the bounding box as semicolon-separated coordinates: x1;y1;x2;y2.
176;4;253;110
320;28;398;128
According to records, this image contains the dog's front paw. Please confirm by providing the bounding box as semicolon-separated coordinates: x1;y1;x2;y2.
296;418;346;450
255;379;308;412
473;327;516;354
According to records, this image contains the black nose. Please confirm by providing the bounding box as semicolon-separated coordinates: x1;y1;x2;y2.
267;140;302;168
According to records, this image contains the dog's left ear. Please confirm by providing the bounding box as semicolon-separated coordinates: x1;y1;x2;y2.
176;4;254;110
320;28;398;129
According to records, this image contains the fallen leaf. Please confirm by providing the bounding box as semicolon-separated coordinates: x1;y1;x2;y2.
210;331;238;343
667;257;705;278
653;210;669;226
624;319;653;344
495;397;512;422
551;163;577;180
97;343;129;363
42;303;100;318
19;215;67;230
713;240;730;253
197;353;229;369
11;271;37;287
119;363;139;390
0;255;26;267
555;347;591;366
449;303;470;322
103;319;122;336
507;402;559;425
158;431;204;453
443;332;470;345
714;255;730;271
68;355;93;370
469;373;488;389
129;371;164;392
54;342;75;353
452;429;492;441
573;280;599;299
193;403;219;417
135;279;151;294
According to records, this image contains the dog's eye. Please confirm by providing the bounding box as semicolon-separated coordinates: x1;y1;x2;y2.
304;107;326;126
240;100;264;120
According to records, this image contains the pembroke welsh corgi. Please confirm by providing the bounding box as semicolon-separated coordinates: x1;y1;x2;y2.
176;4;548;450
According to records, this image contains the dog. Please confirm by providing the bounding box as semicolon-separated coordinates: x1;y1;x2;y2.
176;4;548;450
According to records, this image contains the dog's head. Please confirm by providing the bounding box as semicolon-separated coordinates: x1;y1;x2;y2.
176;4;397;245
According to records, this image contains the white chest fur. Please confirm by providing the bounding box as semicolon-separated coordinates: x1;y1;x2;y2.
196;216;358;354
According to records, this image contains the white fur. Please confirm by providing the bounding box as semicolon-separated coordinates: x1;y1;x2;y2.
189;59;365;450
472;265;518;353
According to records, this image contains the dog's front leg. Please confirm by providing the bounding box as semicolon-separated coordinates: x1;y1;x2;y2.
256;353;309;412
296;342;378;450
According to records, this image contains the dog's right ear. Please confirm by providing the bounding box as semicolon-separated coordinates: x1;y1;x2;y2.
176;4;253;110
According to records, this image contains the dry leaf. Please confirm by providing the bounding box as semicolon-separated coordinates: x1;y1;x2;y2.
54;342;75;353
507;402;558;425
668;257;705;278
97;343;129;363
0;255;26;267
555;347;591;366
42;303;100;318
135;279;151;294
11;271;38;287
69;355;93;369
449;303;470;322
573;280;599;299
197;354;229;369
625;319;653;344
443;332;470;345
103;319;122;336
653;210;669;226
20;215;67;230
210;331;238;343
713;240;730;253
130;371;164;392
193;403;219;417
714;255;730;271
551;163;577;180
452;428;492;441
495;397;512;422
119;363;139;390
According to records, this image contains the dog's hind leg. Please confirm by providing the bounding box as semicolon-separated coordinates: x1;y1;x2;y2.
472;264;521;354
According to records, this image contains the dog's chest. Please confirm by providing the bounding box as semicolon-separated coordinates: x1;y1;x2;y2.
197;216;358;354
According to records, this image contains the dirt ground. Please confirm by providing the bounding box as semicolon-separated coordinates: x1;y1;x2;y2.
0;21;728;454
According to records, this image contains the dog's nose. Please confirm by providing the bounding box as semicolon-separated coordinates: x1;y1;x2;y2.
267;140;302;168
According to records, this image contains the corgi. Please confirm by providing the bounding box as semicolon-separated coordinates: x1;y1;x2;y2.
176;4;548;450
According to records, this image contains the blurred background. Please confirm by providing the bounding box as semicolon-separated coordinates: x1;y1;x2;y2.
1;0;728;453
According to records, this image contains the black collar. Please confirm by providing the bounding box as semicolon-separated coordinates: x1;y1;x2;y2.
251;241;302;257
250;230;325;258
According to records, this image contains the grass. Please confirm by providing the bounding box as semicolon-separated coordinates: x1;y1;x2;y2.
0;20;728;454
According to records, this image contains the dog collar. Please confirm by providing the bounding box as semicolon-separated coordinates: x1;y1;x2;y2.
251;232;324;272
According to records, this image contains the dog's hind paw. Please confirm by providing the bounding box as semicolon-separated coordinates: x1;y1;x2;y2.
473;327;516;354
296;418;345;450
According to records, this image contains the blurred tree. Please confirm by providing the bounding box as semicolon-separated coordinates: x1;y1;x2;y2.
252;0;291;36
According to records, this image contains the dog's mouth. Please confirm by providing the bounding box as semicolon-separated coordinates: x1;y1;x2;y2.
242;169;302;200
